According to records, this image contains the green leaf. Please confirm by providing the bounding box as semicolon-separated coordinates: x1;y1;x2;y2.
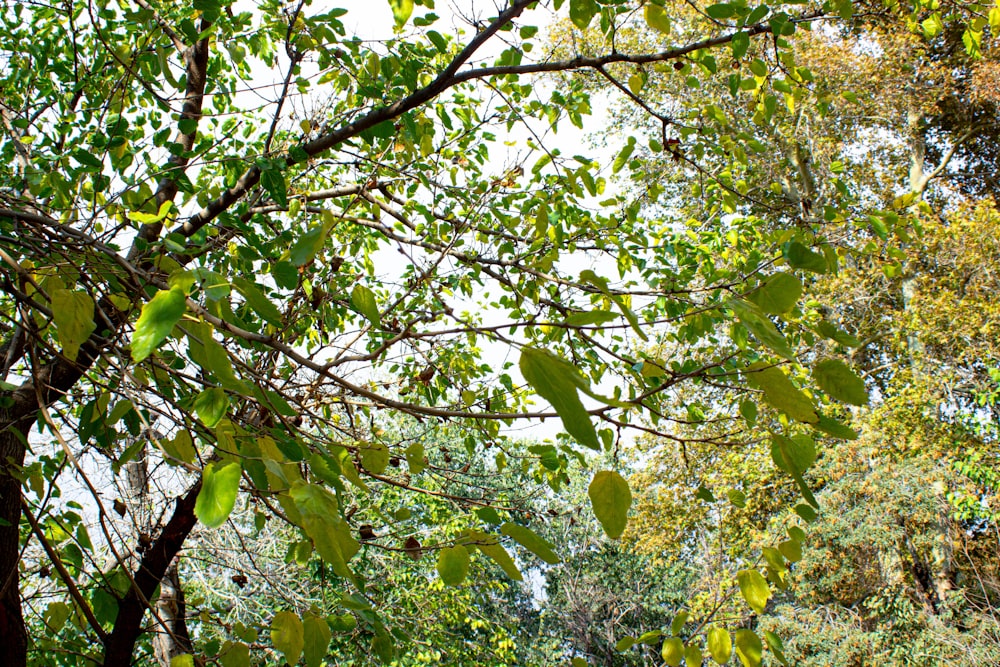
350;284;381;326
303;613;332;667
218;642;250;667
816;320;861;347
579;270;648;341
51;289;96;361
501;522;560;564
272;261;299;290
564;310;618;327
732;31;750;59
463;529;522;580
160;431;196;465
813;359;868;406
569;0;598;29
707;626;732;664
769;434;816;475
290;225;329;267
195;461;242;528
662;637;684;666
194;387;229;428
763;630;790;666
388;0;413;27
813;413;858;440
170;656;194;667
405;442;425;474
588;470;632;539
737;568;770;613
730;300;796;360
132;287;186;362
233;277;283;326
260;167;288;208
686;644;704;667
359;441;390;475
735;629;763;667
706;3;736;18
794;503;818;522
290;483;359;580
783;241;827;273
671;610;690;635
72;149;103;170
615;636;637;652
752;273;802;314
436;545;469;586
778;539;802;562
271;611;304;666
745;364;817;423
520;347;599;450
644;4;671;34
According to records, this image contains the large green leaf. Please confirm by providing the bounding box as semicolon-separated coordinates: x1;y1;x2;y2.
195;461;242;528
783;240;827;273
194;387;229;428
735;629;763;667
519;347;598;450
218;641;250;667
289;225;329;267
271;611;304;666
707;626;732;664
737;568;770;614
769;434;816;475
232;277;282;326
303;613;332;667
290;483;359;579
588;470;632;539
465;530;522;581
350;284;381;327
752;273;802;314
569;0;598;29
51;289;96;361
359;441;390;475
813;359;868;406
745;364;817;423
500;522;560;564
388;0;413;27
644;4;672;34
436;545;469;586
730;300;797;360
661;638;684;666
132;287;186;362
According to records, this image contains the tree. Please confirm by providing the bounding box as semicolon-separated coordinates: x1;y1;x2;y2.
0;0;967;664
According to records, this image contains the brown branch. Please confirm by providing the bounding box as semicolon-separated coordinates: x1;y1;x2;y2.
102;481;202;665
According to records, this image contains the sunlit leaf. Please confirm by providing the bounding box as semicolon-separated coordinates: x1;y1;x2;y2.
51;289;96;361
813;359;868;405
737;568;770;614
195;461;242;528
520;347;598;450
588;470;632;539
436;545;469;586
501;522;560;564
132;287;186;362
271;611;304;666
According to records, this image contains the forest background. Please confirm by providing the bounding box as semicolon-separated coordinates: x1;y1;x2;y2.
0;0;998;664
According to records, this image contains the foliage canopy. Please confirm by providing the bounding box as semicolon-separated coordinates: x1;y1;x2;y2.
0;0;995;664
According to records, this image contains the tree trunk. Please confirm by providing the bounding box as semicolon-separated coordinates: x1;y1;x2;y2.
103;481;200;665
0;412;29;667
152;561;194;667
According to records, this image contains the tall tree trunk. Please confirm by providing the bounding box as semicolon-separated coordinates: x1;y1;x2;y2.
904;102;956;610
0;412;29;667
152;561;194;667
